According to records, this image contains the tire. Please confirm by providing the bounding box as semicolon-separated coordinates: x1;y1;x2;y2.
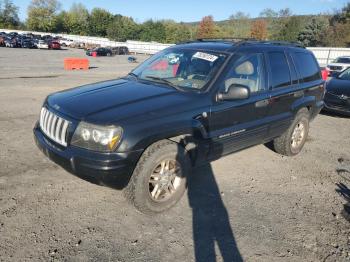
124;140;190;214
273;108;310;156
107;52;111;57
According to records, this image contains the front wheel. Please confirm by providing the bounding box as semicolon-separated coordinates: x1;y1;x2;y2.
124;140;190;214
273;108;310;156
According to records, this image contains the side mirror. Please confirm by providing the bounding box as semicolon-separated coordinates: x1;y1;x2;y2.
218;84;250;101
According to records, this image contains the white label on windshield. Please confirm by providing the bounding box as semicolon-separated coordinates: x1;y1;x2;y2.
193;52;218;62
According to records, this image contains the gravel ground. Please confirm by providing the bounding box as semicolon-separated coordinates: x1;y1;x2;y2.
0;47;349;262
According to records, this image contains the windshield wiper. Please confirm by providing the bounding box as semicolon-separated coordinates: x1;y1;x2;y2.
144;76;182;91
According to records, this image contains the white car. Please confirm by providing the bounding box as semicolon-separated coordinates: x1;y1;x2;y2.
59;39;74;47
327;56;350;76
37;40;49;49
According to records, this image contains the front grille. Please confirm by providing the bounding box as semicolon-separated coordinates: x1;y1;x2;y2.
40;107;70;147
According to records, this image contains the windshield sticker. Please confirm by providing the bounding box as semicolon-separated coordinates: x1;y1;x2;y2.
193;52;218;62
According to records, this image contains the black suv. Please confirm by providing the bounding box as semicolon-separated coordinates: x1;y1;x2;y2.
34;40;325;214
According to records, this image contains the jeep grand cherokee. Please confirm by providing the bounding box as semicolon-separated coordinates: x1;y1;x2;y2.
34;40;325;214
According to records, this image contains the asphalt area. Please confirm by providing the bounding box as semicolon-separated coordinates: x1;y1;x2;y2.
0;47;349;262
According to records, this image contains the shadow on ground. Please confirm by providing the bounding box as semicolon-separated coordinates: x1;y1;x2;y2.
336;158;350;222
188;163;243;262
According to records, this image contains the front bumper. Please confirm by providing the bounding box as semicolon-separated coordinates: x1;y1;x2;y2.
33;123;143;189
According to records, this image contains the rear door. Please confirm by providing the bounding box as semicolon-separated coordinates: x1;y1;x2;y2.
265;50;299;139
207;52;271;160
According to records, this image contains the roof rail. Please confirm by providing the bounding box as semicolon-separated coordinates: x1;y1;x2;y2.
257;41;305;48
176;38;305;48
196;37;257;42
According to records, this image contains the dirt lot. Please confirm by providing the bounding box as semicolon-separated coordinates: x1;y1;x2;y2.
0;47;349;262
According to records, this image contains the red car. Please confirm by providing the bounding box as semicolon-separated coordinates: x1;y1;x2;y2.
49;41;61;50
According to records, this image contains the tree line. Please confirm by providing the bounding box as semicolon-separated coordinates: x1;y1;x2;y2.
1;0;350;47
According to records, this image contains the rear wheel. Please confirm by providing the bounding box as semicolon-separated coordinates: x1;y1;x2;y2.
124;140;190;214
273;108;310;156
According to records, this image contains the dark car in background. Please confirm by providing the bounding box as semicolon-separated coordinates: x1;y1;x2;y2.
20;39;36;49
86;47;113;57
324;68;350;116
110;46;129;55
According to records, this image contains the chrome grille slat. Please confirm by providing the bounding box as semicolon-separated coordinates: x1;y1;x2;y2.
39;107;70;147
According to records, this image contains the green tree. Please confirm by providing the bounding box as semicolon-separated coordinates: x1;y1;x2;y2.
107;15;139;42
228;12;251;38
139;20;166;42
0;0;19;28
89;8;113;37
64;3;89;35
277;16;304;42
162;20;191;43
298;17;329;47
27;0;60;32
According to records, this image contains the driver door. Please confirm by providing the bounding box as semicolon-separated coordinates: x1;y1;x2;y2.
207;52;271;160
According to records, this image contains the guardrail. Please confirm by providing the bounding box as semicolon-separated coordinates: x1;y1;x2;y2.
2;28;350;62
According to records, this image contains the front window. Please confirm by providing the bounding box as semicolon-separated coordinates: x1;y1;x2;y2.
338;68;350;81
131;48;227;91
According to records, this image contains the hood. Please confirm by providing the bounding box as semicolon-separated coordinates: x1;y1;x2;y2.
47;79;199;124
328;63;350;68
326;78;350;96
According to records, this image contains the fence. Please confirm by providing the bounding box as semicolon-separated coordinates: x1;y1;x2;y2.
2;28;350;64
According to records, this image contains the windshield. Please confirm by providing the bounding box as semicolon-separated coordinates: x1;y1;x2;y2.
338;68;350;80
131;48;227;91
334;57;350;64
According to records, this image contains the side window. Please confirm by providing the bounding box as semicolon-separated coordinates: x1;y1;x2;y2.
267;52;291;89
223;53;266;94
292;52;321;83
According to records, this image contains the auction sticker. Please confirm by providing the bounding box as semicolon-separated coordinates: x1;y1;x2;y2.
193;52;218;62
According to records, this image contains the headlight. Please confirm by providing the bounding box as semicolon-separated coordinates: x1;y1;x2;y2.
71;122;123;152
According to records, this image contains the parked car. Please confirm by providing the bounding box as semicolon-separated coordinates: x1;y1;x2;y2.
37;40;49;49
324;67;350;116
4;37;18;48
110;46;129;55
327;56;350;76
34;40;325;214
48;41;61;50
59;38;74;47
20;39;36;49
86;47;113;57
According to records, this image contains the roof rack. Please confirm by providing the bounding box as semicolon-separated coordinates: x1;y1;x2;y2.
176;38;305;48
257;41;305;48
196;37;257;42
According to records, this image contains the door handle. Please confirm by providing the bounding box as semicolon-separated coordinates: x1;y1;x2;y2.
255;99;269;108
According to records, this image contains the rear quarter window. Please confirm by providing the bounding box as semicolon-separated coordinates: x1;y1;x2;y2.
292;52;321;83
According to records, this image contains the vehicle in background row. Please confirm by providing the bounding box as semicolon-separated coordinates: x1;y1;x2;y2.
20;39;36;49
37;40;49;49
86;47;113;57
327;56;350;76
34;39;325;214
59;38;75;47
48;41;61;50
324;67;350;116
109;46;129;55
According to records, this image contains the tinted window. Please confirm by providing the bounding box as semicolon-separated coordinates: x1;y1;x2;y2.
292;52;321;83
268;52;291;89
222;53;266;94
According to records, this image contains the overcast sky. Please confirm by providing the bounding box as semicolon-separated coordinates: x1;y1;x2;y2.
14;0;349;22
